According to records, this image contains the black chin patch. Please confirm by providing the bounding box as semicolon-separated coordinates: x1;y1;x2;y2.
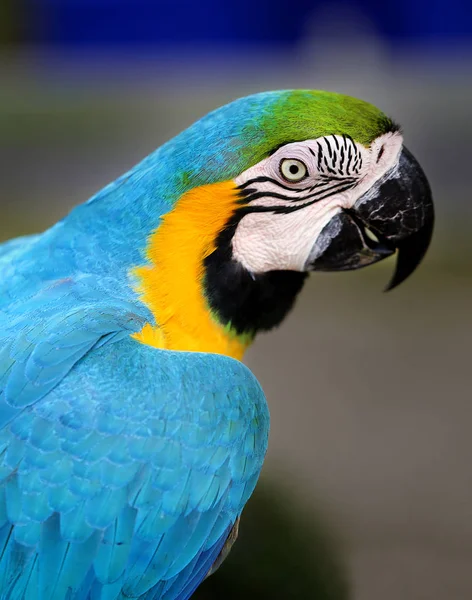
204;216;307;336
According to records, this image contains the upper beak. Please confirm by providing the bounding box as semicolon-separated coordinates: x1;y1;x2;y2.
306;146;434;290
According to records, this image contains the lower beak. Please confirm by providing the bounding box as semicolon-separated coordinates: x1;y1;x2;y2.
306;146;434;290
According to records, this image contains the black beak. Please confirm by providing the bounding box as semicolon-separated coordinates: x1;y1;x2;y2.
306;146;434;290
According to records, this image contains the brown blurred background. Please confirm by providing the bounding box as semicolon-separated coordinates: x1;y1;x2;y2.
1;2;471;598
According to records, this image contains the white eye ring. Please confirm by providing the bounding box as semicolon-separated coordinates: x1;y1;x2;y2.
279;158;308;182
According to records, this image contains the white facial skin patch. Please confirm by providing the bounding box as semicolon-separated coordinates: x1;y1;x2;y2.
232;132;403;273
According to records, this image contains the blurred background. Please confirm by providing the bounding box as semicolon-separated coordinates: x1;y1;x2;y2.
1;1;471;598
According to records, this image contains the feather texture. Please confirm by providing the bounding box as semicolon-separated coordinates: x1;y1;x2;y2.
0;269;269;600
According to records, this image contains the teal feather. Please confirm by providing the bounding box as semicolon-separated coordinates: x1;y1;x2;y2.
86;487;128;529
89;576;125;600
75;567;96;600
162;528;230;600
134;508;178;541
30;416;59;451
68;475;101;499
99;462;140;488
47;485;78;514
0;525;32;594
5;478;21;523
7;553;38;600
60;503;95;543
0;488;7;528
41;456;74;485
21;490;52;522
164;509;223;579
94;506;136;584
0;322;268;599
4;435;25;469
13;521;41;547
39;515;102;600
123;513;205;597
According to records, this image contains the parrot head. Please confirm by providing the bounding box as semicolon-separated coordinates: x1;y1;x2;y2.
87;90;433;358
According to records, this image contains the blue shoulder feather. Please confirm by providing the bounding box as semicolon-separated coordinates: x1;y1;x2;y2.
0;275;269;600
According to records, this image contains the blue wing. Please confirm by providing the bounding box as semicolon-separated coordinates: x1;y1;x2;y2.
0;274;269;600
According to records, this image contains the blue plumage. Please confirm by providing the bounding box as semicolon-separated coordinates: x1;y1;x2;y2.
0;93;295;599
0;279;268;599
0;195;268;597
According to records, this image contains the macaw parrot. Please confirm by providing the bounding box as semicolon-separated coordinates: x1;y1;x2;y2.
0;90;434;600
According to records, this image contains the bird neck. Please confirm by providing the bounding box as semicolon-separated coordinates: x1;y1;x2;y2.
131;181;252;360
131;180;307;359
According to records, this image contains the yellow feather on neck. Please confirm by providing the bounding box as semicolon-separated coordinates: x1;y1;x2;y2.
131;181;251;360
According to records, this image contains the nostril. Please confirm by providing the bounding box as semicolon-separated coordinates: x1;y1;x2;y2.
377;145;385;163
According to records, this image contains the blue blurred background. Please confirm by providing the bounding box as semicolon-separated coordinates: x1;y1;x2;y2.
1;1;472;599
15;0;472;45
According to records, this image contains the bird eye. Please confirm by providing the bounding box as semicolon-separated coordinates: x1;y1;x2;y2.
279;158;308;182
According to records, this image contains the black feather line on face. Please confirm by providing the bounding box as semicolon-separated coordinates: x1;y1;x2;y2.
240;183;356;212
310;135;365;180
319;174;357;182
316;142;324;170
339;146;345;175
326;138;333;158
238;176;314;193
268;140;302;156
203;204;307;336
239;175;357;197
346;144;354;175
323;156;337;175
